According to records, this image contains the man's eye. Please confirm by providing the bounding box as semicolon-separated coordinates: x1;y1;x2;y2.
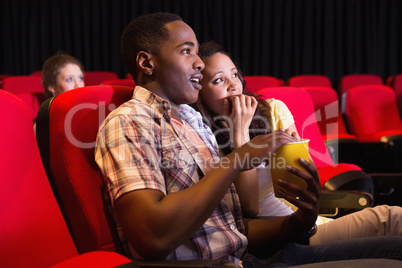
182;48;191;54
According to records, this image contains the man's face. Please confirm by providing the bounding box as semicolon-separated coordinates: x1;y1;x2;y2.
151;20;205;106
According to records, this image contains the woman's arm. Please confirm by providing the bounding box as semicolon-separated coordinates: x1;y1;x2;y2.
245;158;321;256
225;95;299;217
225;95;260;217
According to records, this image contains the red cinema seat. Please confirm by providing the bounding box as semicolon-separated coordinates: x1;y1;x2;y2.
339;74;383;97
2;75;45;123
301;86;356;142
31;70;43;76
36;85;135;254
254;87;373;194
84;71;118;86
342;84;402;191
301;86;361;165
102;78;136;88
343;85;402;142
244;75;284;93
288;75;332;88
0;74;13;88
386;74;402;114
35;85;242;267
0;90;131;268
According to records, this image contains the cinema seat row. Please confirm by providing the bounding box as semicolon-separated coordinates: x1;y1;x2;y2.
1;83;401;267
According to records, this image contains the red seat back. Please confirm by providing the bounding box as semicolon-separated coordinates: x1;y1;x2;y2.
301;86;356;141
254;87;334;169
84;71;118;86
244;75;284;93
0;74;13;88
288;75;332;88
102;78;136;88
339;74;383;97
387;74;402;114
343;85;402;142
31;70;43;76
2;75;44;94
36;85;134;254
254;87;373;192
0;91;78;267
2;76;45;123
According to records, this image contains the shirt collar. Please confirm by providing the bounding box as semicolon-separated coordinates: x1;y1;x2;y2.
132;86;173;121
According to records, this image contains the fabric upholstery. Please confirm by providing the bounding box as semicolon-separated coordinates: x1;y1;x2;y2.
344;85;402;142
301;86;356;141
36;85;134;254
387;74;402;114
0;74;13;88
244;75;284;93
84;71;118;86
254;87;372;191
2;75;45;123
339;74;383;96
0;90;78;267
31;70;43;76
50;251;131;268
102;78;136;88
288;75;332;88
256;87;334;169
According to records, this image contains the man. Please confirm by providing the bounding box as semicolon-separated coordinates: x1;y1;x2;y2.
95;12;402;266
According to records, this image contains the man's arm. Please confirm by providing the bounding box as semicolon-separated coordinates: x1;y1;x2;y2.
115;152;244;260
98;114;318;260
97;113;248;259
114;133;319;260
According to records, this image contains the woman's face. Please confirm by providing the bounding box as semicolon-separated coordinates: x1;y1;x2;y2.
49;63;85;96
199;52;243;116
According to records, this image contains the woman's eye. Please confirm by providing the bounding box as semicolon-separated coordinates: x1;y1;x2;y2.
66;78;73;82
212;78;223;84
232;73;238;78
79;77;84;82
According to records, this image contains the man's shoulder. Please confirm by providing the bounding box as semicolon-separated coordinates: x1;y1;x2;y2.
97;98;160;133
109;98;155;118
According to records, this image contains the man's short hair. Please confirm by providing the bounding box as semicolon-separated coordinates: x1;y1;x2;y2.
121;12;183;83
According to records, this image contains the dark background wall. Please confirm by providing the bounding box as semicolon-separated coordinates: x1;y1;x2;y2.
1;0;401;90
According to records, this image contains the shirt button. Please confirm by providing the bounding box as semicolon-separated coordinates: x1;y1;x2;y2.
230;224;236;230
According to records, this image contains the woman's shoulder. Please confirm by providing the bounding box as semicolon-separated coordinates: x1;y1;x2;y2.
263;98;288;110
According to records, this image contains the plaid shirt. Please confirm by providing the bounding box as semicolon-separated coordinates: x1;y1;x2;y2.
95;86;247;263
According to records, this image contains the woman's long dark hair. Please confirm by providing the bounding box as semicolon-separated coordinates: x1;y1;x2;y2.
194;41;273;155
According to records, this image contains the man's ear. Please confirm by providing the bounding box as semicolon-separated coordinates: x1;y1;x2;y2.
136;51;154;76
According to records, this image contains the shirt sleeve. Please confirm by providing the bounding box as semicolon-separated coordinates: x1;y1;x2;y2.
95;112;166;204
266;98;295;131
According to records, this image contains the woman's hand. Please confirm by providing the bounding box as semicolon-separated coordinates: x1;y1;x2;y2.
223;94;258;148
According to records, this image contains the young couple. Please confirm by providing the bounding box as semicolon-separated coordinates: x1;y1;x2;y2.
95;12;402;267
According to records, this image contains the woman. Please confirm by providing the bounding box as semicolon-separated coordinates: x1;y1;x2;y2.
34;52;85;132
194;40;402;245
42;52;85;98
